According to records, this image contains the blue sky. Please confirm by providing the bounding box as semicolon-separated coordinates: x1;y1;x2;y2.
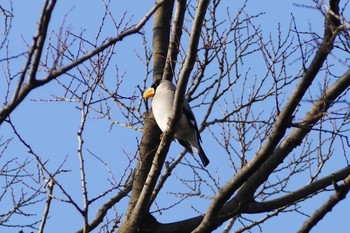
1;0;349;233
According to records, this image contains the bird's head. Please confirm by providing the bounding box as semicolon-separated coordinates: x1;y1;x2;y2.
143;79;161;99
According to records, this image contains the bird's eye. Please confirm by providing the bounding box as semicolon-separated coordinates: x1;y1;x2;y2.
151;79;161;89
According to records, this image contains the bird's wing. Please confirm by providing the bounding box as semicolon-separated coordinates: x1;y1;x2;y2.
178;139;193;153
182;101;202;142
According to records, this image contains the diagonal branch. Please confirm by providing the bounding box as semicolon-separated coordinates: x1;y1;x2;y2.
1;0;57;125
204;66;350;230
75;182;132;233
14;0;56;98
241;166;350;213
194;1;343;231
297;175;350;233
232;67;350;203
27;0;56;84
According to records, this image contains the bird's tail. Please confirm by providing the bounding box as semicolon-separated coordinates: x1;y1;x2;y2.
198;143;210;167
179;139;210;167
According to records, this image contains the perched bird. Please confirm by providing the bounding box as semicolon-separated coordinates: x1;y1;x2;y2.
143;79;210;167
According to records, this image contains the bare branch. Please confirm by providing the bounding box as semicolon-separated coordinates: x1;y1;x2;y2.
0;0;163;125
38;179;54;233
196;1;344;231
297;173;350;233
163;0;187;81
242;166;350;213
75;182;132;233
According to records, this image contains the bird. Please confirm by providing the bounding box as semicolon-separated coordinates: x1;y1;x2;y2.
143;79;210;167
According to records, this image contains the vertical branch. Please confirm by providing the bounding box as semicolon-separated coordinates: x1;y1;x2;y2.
135;0;211;231
140;0;210;215
176;0;210;97
119;1;174;232
76;79;101;231
0;4;14;50
129;1;211;232
77;101;89;231
152;0;175;81
163;0;187;81
119;0;209;231
27;0;56;84
38;179;55;233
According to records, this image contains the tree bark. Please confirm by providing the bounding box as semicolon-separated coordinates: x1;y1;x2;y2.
118;1;175;232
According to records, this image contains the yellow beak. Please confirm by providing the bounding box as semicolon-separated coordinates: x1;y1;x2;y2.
143;87;155;99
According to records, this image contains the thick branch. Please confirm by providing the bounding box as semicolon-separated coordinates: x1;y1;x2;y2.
15;0;56;97
297;174;350;233
242;166;350;213
123;0;210;232
153;0;175;81
176;0;210;97
157;165;350;233
233;67;350;203
118;1;174;232
27;0;55;84
197;66;350;230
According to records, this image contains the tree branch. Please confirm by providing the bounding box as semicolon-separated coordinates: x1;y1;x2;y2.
232;67;350;203
118;1;174;232
38;178;55;233
242;166;350;213
163;0;187;81
195;1;343;231
0;0;163;125
75;182;132;233
124;0;210;232
297;174;350;233
0;0;57;125
152;0;174;81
